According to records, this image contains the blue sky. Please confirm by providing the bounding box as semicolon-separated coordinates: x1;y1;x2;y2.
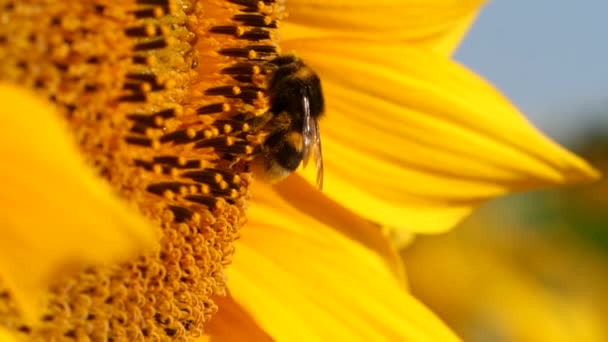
454;0;608;144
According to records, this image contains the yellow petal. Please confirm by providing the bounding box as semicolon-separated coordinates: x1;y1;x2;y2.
403;225;608;342
422;11;479;56
273;174;406;284
204;294;274;342
282;0;484;54
282;39;600;234
224;181;459;342
0;84;155;321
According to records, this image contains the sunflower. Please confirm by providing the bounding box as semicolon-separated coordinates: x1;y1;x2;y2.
0;0;599;341
402;222;608;342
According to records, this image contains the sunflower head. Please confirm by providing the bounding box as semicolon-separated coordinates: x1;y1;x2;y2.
0;0;285;339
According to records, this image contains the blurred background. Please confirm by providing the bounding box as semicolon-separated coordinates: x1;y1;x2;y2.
401;1;608;341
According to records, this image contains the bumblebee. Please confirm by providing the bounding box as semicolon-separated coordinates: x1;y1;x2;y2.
254;55;325;190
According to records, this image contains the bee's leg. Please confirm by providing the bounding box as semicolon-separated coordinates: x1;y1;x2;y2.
269;131;305;172
247;111;273;131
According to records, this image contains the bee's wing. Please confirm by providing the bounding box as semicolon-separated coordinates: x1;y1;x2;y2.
301;96;324;190
311;119;324;190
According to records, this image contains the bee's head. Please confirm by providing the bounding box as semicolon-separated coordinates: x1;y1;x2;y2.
267;55;325;120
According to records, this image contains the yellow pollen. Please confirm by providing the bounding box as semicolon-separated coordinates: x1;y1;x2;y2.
164;78;177;89
159;25;170;36
154;116;164;127
219;180;229;190
235;26;245;37
153;7;164;18
229;189;238;199
164;190;175;201
192;213;201;224
215;199;226;210
145;24;157;37
186;128;197;139
141;82;152;92
256;91;265;101
146;55;157;66
153;164;163;175
152;139;161;150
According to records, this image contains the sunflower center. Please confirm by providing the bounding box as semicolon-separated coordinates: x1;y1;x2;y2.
0;0;283;340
